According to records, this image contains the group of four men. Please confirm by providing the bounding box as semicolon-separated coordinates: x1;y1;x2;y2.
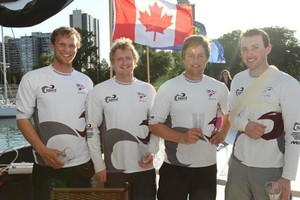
16;26;300;200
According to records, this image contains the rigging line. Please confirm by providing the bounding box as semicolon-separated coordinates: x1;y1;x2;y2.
0;147;19;174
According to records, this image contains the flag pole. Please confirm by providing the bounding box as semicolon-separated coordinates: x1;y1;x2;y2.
146;46;150;83
109;0;113;78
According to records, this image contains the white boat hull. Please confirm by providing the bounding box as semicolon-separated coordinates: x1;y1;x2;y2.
0;105;17;118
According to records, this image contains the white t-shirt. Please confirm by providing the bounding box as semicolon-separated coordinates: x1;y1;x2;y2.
87;77;159;174
149;73;229;167
16;65;93;167
229;67;300;180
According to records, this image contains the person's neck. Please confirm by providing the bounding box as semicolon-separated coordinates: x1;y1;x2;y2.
183;71;203;81
52;63;73;74
115;75;135;84
249;64;269;77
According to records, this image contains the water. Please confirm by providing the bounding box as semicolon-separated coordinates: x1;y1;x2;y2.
0;118;29;152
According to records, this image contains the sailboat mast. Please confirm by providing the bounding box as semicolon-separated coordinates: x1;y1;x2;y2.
1;26;8;101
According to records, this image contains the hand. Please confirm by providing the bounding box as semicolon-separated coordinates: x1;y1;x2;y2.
210;129;226;146
96;169;107;183
277;177;291;200
244;121;266;139
138;154;154;169
38;147;64;169
181;128;202;144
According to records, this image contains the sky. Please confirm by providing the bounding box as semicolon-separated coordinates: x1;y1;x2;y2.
1;0;300;61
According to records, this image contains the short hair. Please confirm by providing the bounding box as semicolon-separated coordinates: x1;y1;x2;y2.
181;34;211;60
240;28;270;48
109;37;139;66
50;26;82;48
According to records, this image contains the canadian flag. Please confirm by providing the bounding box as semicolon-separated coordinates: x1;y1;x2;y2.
113;0;194;48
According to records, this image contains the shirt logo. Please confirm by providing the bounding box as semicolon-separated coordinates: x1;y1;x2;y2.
262;86;272;97
207;90;216;100
236;87;244;96
137;92;146;102
207;90;216;97
42;85;56;93
291;122;300;145
105;94;118;103
293;122;300;132
174;93;187;101
76;84;86;94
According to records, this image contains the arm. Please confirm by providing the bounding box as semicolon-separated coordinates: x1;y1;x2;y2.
87;125;107;182
229;77;266;139
139;85;160;169
16;73;64;169
149;123;202;144
244;121;266;139
139;132;160;169
231;108;267;140
277;177;291;200
279;79;300;199
211;84;231;145
86;89;107;182
210;114;231;145
17;118;64;169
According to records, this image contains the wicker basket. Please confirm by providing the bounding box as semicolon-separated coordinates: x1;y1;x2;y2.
50;187;129;200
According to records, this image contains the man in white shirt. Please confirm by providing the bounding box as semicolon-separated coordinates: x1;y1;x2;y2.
16;26;94;200
225;28;300;200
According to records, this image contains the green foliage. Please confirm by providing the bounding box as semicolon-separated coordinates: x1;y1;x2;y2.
205;63;228;80
217;30;244;76
84;59;110;84
217;27;300;79
149;26;300;88
152;75;169;90
169;51;184;77
13;27;300;87
72;28;100;72
66;28;112;84
134;45;173;84
264;27;300;78
34;52;53;70
70;26;300;87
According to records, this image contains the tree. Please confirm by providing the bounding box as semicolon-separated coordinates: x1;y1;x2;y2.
72;28;99;72
151;50;184;89
104;27;300;89
33;52;53;70
217;27;300;79
169;50;184;77
135;48;173;84
84;58;110;84
264;27;300;78
217;30;243;76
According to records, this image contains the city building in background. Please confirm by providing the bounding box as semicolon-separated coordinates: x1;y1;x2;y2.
0;9;100;84
8;38;21;75
1;32;52;84
19;32;52;73
70;9;100;66
1;36;12;85
0;36;9;66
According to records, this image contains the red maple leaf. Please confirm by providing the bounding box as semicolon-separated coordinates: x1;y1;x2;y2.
139;2;173;42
